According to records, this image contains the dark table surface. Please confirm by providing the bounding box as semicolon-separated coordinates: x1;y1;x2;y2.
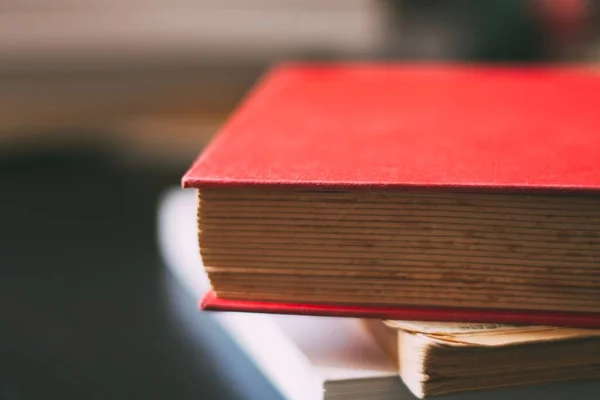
0;146;282;400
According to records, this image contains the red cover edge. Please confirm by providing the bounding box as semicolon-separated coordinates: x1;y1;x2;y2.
200;290;600;328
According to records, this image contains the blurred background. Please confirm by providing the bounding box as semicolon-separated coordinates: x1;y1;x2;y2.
1;1;599;399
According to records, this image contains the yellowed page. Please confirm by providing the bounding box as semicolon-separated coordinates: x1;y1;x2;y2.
384;320;600;347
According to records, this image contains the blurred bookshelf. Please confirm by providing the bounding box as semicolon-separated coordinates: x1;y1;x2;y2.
1;0;600;168
0;0;389;168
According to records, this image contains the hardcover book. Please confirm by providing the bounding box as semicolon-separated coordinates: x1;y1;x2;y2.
183;64;600;327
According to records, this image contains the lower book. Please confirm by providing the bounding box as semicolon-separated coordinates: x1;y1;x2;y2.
159;187;600;400
364;319;600;398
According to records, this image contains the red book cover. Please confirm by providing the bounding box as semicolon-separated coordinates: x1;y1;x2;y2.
183;63;600;191
184;64;600;327
201;290;600;328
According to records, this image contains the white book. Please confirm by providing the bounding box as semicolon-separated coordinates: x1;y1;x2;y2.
157;188;600;400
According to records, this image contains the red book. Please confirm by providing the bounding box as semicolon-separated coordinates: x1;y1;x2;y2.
183;64;600;327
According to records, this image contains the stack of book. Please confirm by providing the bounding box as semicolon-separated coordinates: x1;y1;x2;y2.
175;64;600;399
